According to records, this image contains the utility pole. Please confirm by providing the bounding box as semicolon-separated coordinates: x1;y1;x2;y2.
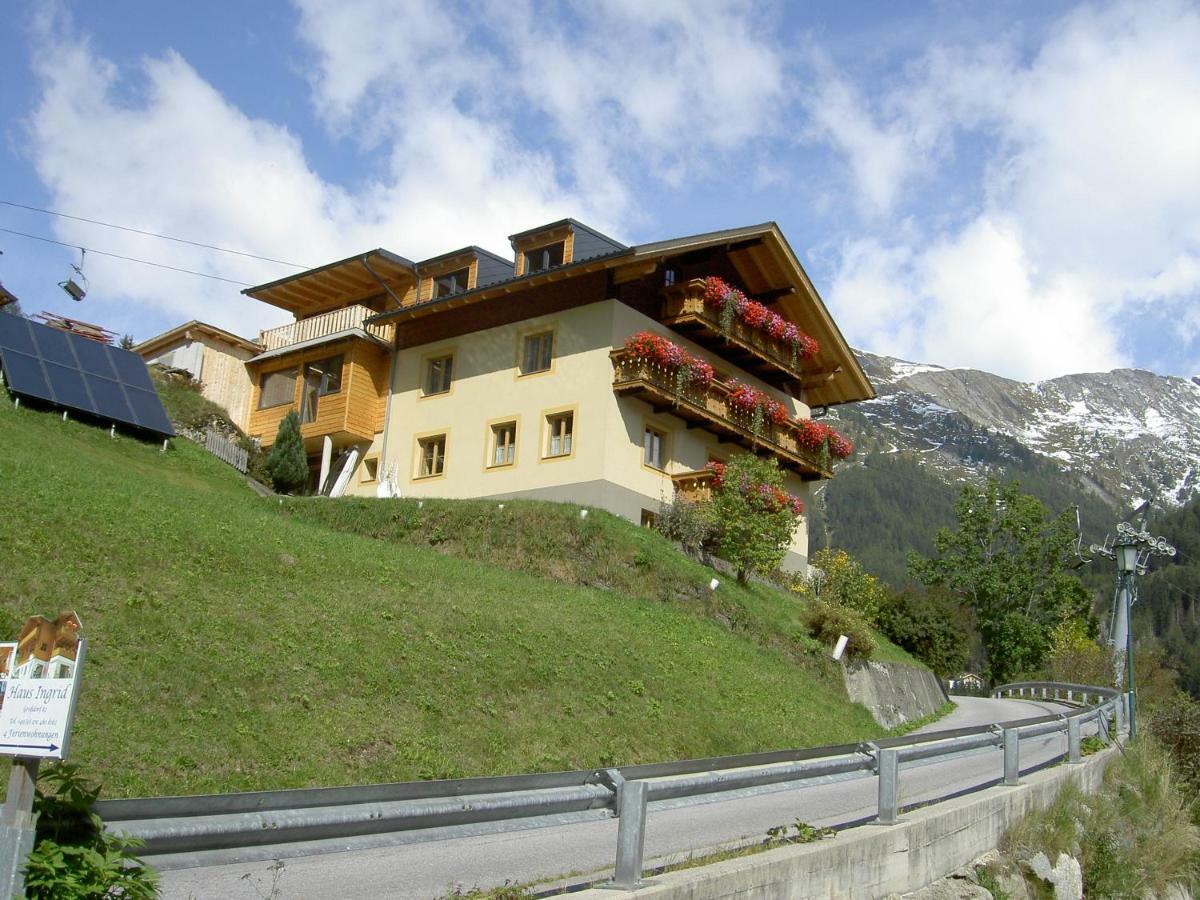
1088;510;1176;739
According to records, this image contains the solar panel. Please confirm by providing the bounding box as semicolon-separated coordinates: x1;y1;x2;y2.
0;315;175;438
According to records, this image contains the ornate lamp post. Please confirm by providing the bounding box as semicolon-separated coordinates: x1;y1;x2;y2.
1089;519;1176;739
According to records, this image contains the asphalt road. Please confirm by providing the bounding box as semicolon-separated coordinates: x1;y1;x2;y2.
159;696;1080;900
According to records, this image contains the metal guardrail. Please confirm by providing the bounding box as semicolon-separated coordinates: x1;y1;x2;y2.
98;682;1126;888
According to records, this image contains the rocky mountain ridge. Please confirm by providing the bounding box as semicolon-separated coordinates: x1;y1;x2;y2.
838;351;1200;511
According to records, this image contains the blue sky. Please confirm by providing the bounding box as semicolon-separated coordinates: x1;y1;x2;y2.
1;0;1198;382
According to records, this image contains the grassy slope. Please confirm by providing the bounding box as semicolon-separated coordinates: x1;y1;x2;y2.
0;400;916;798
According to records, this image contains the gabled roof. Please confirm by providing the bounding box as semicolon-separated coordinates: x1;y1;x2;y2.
134;320;259;357
243;249;416;317
367;221;874;406
416;245;512;270
507;218;627;250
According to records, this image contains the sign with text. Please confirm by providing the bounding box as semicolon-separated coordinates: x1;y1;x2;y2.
0;612;85;759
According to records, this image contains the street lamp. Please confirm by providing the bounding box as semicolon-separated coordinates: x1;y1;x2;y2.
1089;517;1177;739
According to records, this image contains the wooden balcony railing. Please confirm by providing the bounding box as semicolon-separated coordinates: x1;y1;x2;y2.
672;469;717;503
258;305;395;352
610;349;833;479
660;279;837;388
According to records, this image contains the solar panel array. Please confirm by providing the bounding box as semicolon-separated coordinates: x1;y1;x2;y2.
0;314;175;438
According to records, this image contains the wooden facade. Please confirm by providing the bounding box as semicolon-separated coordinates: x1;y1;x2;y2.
247;338;390;450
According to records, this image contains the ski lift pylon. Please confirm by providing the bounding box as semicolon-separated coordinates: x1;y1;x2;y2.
59;248;88;301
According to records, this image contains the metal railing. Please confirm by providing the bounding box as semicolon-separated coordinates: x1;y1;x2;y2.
98;682;1125;887
257;305;394;352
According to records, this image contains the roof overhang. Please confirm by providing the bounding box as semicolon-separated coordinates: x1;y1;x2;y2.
134;320;258;356
243;249;417;317
245;329;390;367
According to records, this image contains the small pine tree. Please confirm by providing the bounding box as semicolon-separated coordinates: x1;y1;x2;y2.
119;334;135;349
264;411;309;494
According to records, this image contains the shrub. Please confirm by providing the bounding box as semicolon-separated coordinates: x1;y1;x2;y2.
264;411;308;494
801;599;875;661
1144;692;1200;798
875;587;971;677
792;548;887;624
1040;619;1111;687
655;497;716;555
22;763;158;899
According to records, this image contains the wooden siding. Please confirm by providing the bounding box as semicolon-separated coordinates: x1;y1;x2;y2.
199;339;254;430
392;271;609;351
247;337;389;447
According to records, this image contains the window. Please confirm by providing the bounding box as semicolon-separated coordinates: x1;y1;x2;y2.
416;435;446;478
423;354;453;396
434;267;470;298
545;411;573;458
524;242;564;274
520;331;554;375
258;368;297;409
641;509;657;529
643;426;666;470
360;457;379;483
300;355;343;423
489;421;517;467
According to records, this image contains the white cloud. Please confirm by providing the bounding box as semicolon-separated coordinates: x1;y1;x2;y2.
821;0;1200;380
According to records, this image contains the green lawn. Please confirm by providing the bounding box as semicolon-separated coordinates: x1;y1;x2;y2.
0;399;921;798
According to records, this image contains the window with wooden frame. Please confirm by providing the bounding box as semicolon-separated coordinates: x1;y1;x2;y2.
434;267;470;298
423;353;454;396
416;434;447;478
520;331;554;376
258;368;297;410
544;411;574;458
643;425;667;470
489;421;517;468
523;242;564;275
300;355;344;423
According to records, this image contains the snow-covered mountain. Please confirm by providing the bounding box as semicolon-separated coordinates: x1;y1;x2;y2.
838;351;1200;510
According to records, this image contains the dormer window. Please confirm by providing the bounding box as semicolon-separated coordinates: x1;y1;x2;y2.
524;243;564;275
434;267;471;298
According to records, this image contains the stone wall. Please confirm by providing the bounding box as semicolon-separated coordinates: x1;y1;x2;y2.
843;660;949;729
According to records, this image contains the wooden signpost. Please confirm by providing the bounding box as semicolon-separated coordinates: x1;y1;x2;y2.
0;612;86;899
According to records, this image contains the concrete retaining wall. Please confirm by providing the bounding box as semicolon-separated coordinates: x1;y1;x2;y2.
576;748;1114;899
843;661;949;729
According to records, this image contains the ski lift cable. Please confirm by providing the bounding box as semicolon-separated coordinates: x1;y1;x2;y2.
0;227;253;286
1;199;310;269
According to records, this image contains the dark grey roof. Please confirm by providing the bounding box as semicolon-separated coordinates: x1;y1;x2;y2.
506;218;627;250
415;245;512;269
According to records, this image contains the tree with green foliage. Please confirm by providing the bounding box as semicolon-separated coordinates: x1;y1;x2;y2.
708;453;804;583
907;478;1092;683
118;334;135;349
875;586;972;677
264;411;308;494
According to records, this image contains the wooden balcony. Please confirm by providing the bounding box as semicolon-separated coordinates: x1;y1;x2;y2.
659;280;841;392
610;349;833;480
672;469;717;503
258;305;395;352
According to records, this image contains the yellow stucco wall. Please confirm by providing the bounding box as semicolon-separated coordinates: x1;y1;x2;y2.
343;298;814;569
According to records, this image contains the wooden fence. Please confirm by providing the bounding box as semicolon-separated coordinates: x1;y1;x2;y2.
204;428;248;474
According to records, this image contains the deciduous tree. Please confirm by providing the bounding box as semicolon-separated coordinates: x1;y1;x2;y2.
708;454;804;583
907;478;1091;683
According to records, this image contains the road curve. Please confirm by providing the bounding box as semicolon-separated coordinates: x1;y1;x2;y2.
158;696;1081;899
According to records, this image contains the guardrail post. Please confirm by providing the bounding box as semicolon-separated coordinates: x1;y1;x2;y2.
1066;689;1073;703
611;780;649;889
1115;694;1125;735
1003;729;1020;786
1067;717;1081;764
876;749;899;825
1041;687;1047;699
